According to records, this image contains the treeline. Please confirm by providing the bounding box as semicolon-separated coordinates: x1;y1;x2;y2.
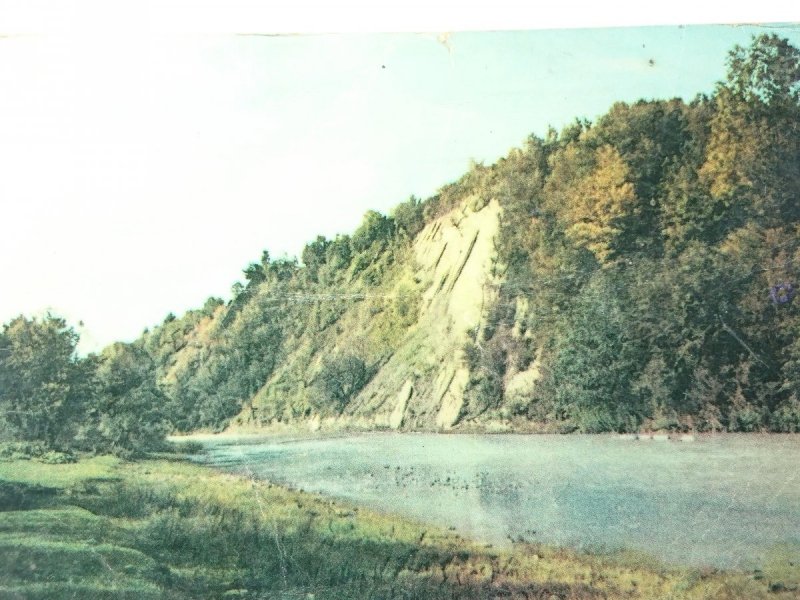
0;315;169;458
2;35;800;451
463;34;800;432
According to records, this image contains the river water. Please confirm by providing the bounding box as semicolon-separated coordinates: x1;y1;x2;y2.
190;433;800;570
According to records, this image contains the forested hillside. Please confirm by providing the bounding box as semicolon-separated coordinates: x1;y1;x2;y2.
3;34;800;455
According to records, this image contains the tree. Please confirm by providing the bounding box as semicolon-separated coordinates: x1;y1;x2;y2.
592;99;691;257
391;196;425;238
352;210;395;254
243;263;266;287
700;35;800;230
313;355;370;414
545;273;647;432
302;235;330;282
561;144;639;266
0;315;94;448
325;234;352;272
93;342;170;456
725;34;800;107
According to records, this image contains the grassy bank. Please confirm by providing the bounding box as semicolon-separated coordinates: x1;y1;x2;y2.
0;456;797;599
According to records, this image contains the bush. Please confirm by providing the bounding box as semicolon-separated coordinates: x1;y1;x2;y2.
0;441;49;461
575;407;619;433
728;397;767;432
0;480;58;510
651;415;681;432
313;355;371;414
37;451;77;464
464;375;504;417
770;396;800;432
169;440;205;455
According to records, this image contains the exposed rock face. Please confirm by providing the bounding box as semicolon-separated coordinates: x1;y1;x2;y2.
344;198;502;430
159;193;539;434
388;380;413;430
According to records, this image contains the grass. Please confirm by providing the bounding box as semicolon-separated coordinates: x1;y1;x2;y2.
0;457;797;599
0;455;119;488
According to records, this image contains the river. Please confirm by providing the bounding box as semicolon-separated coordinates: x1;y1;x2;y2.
190;432;800;570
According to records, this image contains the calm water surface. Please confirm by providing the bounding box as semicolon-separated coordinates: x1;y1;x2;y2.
191;433;800;570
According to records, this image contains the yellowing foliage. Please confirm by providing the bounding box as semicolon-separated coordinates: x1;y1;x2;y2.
563;144;637;266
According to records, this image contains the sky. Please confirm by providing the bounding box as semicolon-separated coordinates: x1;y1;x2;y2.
1;9;800;353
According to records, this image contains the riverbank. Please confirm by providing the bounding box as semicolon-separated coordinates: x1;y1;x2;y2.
190;412;800;439
184;431;800;571
218;415;565;436
1;454;798;599
169;428;800;452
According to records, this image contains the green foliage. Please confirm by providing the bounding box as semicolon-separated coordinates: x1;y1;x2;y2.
0;441;49;461
472;35;800;433
352;210;395;254
463;336;508;418
325;234;353;271
391;195;425;238
770;395;800;432
725;33;800;107
313;354;371;414
0;316;95;449
302;234;330;282
700;35;800;233
36;450;78;464
368;277;422;351
0;317;171;456
544;273;647;432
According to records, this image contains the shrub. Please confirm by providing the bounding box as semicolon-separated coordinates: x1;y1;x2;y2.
170;440;205;455
312;355;371;414
575;407;618;433
770;396;800;432
0;441;49;461
37;451;77;464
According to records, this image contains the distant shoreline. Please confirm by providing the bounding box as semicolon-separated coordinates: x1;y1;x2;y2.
169;427;800;444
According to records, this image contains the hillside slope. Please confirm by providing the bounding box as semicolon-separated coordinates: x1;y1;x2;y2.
339;196;502;430
124;34;800;435
152;193;512;432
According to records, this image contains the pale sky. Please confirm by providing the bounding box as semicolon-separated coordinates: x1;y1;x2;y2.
1;14;799;353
